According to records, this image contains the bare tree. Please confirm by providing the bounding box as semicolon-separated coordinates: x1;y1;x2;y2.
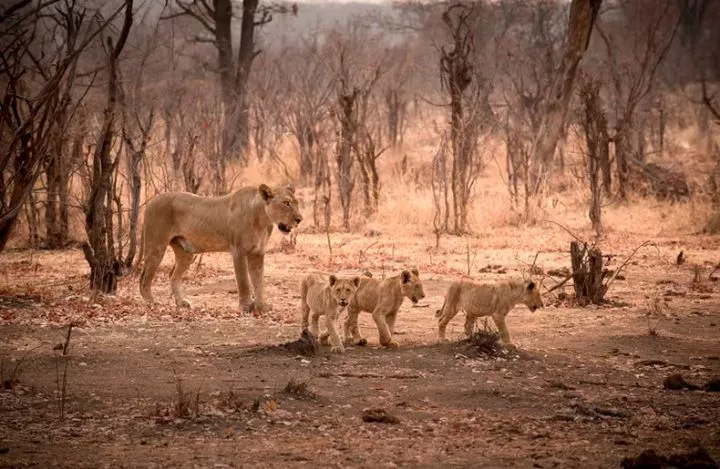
82;0;133;292
161;0;293;165
596;0;681;199
527;0;602;198
579;79;608;235
439;3;491;234
326;25;386;229
0;0;116;254
279;37;335;187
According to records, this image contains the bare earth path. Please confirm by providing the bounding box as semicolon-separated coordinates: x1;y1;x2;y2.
1;230;719;468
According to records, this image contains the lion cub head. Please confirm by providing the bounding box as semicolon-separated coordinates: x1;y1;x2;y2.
400;268;426;304
259;184;302;234
522;280;544;312
329;274;361;309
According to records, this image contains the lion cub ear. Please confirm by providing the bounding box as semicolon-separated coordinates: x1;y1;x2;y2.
352;276;361;287
401;270;411;284
329;274;337;286
258;184;274;201
526;281;536;291
411;268;419;277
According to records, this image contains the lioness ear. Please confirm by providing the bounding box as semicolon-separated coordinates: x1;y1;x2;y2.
527;281;536;291
329;274;337;286
401;270;411;284
352;276;360;287
411;268;419;277
259;184;274;201
285;184;295;195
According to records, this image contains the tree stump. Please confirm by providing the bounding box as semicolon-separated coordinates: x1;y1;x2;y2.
570;241;607;305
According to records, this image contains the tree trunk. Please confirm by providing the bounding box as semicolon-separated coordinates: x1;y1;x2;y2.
570;241;607;305
529;0;603;194
83;0;133;293
336;89;358;230
615;124;631;200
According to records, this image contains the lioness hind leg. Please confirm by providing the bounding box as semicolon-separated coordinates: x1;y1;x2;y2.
169;239;194;308
139;246;166;304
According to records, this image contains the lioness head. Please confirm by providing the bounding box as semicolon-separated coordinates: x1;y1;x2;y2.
400;268;425;304
259;184;302;234
328;274;361;309
522;280;544;312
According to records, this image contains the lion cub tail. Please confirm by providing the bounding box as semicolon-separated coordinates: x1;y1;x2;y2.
434;298;446;318
300;276;312;329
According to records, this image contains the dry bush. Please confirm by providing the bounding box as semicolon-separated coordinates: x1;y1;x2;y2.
643;292;666;336
153;369;201;421
282;378;316;400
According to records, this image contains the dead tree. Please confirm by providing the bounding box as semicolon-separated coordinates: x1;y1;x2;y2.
161;0;292;163
527;0;602;197
0;0;111;253
83;0;133;293
336;84;359;230
579;79;608;235
431;135;450;248
440;4;490;234
570;241;607;305
329;29;385;230
355;123;387;217
596;0;680;199
279;37;335;187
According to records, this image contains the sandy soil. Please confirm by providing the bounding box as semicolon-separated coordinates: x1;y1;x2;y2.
1;229;719;468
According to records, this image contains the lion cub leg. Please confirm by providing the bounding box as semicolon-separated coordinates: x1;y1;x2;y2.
491;313;513;346
464;314;477;338
325;310;345;353
343;308;363;345
437;307;460;343
372;310;398;348
169;239;195;308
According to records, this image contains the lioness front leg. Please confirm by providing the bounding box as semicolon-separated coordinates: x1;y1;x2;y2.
248;253;272;313
325;312;345;353
372;309;398;348
231;251;253;311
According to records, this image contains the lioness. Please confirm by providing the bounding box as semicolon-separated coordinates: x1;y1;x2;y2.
436;279;543;346
139;184;302;312
343;269;425;348
301;274;361;353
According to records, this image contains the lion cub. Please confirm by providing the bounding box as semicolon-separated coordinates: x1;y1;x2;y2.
344;269;425;348
436;279;543;346
301;274;361;353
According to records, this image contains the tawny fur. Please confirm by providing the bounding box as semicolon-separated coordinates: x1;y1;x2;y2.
301;274;360;353
436;279;543;345
139;184;302;311
344;269;425;348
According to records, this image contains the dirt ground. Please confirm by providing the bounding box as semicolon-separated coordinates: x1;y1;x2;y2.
1;228;719;468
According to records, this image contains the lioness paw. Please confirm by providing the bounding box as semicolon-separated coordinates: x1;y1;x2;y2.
330;345;345;353
383;340;399;348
